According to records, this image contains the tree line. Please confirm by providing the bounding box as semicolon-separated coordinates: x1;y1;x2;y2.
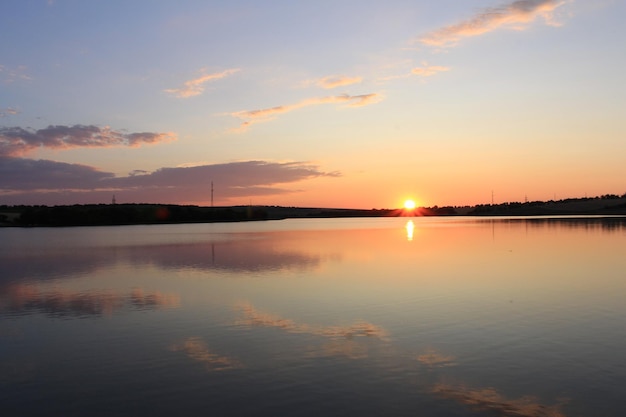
1;204;269;226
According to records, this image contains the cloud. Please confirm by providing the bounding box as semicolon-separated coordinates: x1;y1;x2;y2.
0;157;115;190
0;158;338;205
316;75;363;89
419;0;570;47
108;160;337;189
164;68;240;98
0;107;19;118
230;93;381;132
129;169;149;176
0;125;176;157
0;64;31;83
411;65;451;77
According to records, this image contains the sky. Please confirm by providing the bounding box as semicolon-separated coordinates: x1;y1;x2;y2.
1;0;625;209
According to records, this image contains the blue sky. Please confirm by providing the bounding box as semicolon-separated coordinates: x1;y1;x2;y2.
2;0;625;208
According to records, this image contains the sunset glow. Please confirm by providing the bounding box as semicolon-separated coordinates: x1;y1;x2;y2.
1;1;625;208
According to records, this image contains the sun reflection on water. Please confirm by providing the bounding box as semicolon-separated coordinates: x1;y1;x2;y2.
405;220;415;241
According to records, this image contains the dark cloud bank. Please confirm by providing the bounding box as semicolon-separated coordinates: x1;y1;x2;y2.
0;157;337;205
0;124;337;205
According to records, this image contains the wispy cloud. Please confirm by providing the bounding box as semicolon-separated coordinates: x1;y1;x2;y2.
0;64;31;83
0;107;19;118
315;75;363;89
0;125;176;157
230;93;381;132
411;64;451;77
164;68;240;98
0;158;338;205
419;0;570;48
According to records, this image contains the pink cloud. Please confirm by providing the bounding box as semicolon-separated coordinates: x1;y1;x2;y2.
0;107;19;118
316;75;363;89
419;0;570;47
0;64;31;83
411;65;451;77
0;125;176;157
165;68;240;98
230;93;381;132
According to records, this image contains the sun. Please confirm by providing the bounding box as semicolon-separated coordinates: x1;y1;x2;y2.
404;199;416;210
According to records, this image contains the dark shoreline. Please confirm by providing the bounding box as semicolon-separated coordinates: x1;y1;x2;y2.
2;195;626;227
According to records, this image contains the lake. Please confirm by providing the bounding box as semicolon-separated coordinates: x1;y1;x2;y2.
1;216;625;417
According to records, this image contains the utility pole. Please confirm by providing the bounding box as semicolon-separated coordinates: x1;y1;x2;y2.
211;181;214;208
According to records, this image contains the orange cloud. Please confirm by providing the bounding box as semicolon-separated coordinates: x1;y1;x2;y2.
411;65;451;77
419;0;570;47
316;75;363;89
230;93;381;132
165;68;240;98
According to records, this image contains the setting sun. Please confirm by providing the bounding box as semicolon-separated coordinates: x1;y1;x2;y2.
404;199;416;210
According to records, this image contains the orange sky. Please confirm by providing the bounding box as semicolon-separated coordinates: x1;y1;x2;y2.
1;1;625;208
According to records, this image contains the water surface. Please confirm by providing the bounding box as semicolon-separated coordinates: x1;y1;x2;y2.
1;217;625;416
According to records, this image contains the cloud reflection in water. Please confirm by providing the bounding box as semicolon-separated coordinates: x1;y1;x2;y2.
234;301;389;341
0;237;325;284
234;302;571;414
432;383;568;417
0;284;180;317
416;349;457;368
234;301;391;361
170;337;243;372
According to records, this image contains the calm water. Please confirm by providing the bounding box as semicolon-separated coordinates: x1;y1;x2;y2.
1;216;625;417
